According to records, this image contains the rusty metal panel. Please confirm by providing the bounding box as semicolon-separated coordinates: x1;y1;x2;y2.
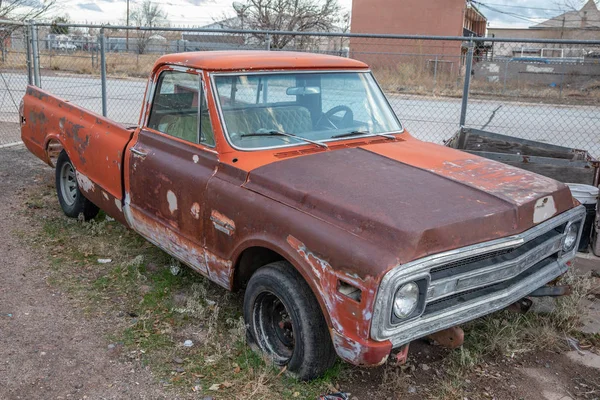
447;127;599;186
243;143;573;267
21;85;133;222
153;51;368;72
124;128;223;282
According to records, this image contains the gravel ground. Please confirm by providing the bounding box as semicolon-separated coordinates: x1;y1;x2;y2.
0;146;171;400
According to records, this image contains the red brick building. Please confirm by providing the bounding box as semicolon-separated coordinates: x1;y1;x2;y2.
349;0;486;72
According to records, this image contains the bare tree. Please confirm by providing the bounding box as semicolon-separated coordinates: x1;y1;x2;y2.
130;0;168;54
225;0;342;49
554;0;590;11
0;0;57;56
0;0;57;21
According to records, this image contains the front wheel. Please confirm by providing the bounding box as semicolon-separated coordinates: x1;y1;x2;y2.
243;261;336;380
55;150;99;220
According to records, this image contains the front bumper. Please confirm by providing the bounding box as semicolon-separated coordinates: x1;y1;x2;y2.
370;205;586;348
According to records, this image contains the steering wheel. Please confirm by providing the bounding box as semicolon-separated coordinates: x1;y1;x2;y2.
317;105;354;129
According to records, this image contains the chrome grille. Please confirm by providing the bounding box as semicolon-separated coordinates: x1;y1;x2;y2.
370;205;587;346
424;255;556;316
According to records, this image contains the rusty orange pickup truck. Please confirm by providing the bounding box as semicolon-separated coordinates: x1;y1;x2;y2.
20;51;586;380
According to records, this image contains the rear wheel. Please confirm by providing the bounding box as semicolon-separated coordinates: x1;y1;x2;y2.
55;150;99;220
244;261;336;380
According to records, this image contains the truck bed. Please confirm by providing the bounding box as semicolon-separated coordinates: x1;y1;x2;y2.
21;85;134;223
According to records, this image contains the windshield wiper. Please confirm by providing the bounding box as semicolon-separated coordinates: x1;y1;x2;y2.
331;130;396;140
240;130;328;149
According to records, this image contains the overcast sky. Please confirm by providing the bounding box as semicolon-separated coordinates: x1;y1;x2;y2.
474;0;592;28
52;0;593;29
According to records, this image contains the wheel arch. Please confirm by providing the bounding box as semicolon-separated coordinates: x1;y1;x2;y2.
45;136;65;167
230;238;335;330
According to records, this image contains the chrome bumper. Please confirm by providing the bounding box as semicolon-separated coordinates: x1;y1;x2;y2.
370;206;586;347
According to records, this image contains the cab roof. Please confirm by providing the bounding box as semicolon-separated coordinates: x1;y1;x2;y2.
153;50;369;72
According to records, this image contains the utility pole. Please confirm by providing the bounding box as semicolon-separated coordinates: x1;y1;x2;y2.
126;0;129;52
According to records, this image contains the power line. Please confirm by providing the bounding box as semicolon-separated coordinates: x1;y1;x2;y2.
473;2;545;23
472;2;600;25
473;2;565;13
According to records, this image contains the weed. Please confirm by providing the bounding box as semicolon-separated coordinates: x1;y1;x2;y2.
20;177;342;399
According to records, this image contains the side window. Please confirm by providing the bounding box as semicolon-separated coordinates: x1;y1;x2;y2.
199;92;215;146
147;70;200;144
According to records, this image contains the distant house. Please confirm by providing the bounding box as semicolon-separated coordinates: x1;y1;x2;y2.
183;17;348;55
349;0;487;72
488;0;600;59
181;19;246;52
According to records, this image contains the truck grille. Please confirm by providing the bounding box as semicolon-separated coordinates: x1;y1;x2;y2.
424;255;557;316
369;205;586;347
425;228;563;304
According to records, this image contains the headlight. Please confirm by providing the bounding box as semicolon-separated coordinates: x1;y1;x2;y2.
393;282;419;319
562;222;579;252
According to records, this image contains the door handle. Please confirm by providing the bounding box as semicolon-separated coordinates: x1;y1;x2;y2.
130;148;147;158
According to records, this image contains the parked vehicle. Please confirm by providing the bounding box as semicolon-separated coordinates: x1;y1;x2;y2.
57;42;77;52
20;51;586;380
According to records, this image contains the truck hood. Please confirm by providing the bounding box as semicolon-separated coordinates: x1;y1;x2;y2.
242;139;575;264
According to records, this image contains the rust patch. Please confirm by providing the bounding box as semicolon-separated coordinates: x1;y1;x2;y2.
124;201;209;276
331;329;391;366
286;235;378;343
427;326;464;349
205;250;233;288
210;210;235;236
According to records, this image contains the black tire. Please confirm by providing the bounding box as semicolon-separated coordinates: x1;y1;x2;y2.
55;150;99;220
244;261;336;380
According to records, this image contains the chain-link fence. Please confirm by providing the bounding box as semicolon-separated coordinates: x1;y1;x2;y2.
1;21;599;158
0;23;29;147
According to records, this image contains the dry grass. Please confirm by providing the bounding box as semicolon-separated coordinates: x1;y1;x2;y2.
4;49;599;105
374;61;464;98
373;61;600;105
19;175;344;399
38;51;157;78
18;172;599;399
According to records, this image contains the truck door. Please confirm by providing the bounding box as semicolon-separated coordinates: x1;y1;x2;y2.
124;67;218;276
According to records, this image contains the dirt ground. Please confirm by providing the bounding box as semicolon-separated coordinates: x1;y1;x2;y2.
1;145;600;400
0;146;175;399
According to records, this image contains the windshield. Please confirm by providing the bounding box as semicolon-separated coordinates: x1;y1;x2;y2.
213;71;402;150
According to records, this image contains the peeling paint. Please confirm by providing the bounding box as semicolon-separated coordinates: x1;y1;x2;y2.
167;190;178;214
533;196;557;224
193;155;199;163
190;202;200;219
205;251;233;288
286;234;378;343
114;198;123;212
76;171;95;193
102;191;109;201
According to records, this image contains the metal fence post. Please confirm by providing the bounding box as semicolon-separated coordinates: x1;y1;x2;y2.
30;23;41;87
459;40;474;127
502;58;509;94
559;64;565;100
265;33;271;50
100;27;107;117
433;55;438;92
25;23;33;85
